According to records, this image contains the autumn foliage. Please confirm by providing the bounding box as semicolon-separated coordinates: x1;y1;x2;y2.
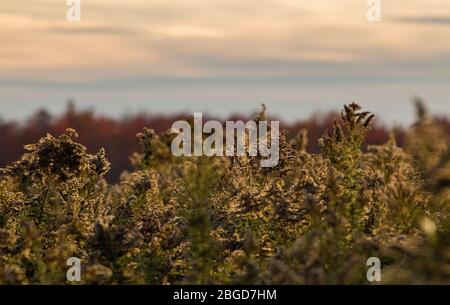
0;102;397;183
0;101;449;284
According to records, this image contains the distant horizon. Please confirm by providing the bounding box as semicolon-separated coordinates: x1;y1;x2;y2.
0;95;447;128
1;85;448;127
1;1;450;125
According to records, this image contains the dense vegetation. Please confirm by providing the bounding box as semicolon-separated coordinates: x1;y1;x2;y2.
0;102;449;284
1;102;412;182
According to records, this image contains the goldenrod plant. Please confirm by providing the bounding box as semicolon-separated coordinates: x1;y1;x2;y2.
0;104;449;284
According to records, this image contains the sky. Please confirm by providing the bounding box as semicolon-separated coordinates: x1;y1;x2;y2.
1;0;450;125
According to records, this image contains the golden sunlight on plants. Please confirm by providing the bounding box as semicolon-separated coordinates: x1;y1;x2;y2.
0;103;449;284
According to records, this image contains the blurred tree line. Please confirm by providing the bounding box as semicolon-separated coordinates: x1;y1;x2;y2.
1;101;449;182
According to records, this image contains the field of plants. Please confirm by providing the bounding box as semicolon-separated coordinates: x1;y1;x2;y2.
0;102;449;284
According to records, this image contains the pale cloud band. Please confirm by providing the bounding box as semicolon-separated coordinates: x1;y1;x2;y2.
0;0;449;124
1;0;450;80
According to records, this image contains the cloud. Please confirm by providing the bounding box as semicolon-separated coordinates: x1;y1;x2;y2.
389;16;450;25
2;0;450;82
47;25;141;35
